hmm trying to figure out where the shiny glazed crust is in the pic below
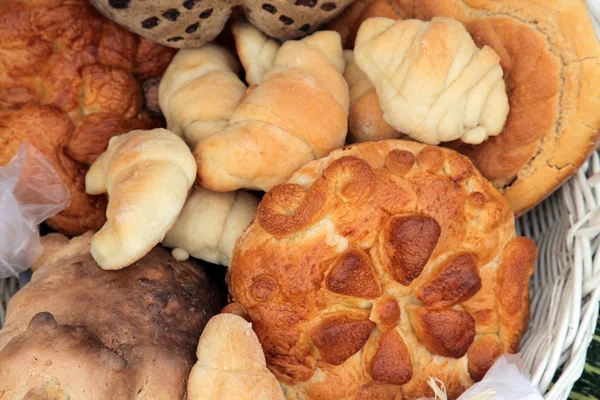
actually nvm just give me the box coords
[229,140,537,399]
[327,0,600,216]
[0,0,175,235]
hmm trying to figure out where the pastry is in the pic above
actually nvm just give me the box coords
[0,0,175,235]
[89,0,356,48]
[162,187,259,266]
[159,45,247,148]
[0,233,224,399]
[228,140,537,399]
[160,25,349,192]
[188,313,285,400]
[354,17,509,145]
[86,129,197,270]
[327,0,600,216]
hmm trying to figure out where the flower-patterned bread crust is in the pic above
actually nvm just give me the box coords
[229,140,537,399]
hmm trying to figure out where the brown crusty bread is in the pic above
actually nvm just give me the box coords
[327,0,600,216]
[228,140,537,399]
[0,0,176,235]
[0,233,224,399]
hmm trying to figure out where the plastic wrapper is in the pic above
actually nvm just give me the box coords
[0,143,69,278]
[418,355,544,400]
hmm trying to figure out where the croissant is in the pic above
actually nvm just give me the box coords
[354,17,509,145]
[158,45,247,148]
[85,128,196,270]
[187,313,284,400]
[233,22,280,86]
[162,187,259,266]
[160,24,349,192]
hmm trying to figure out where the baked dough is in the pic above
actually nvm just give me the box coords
[228,140,536,399]
[354,17,509,145]
[0,234,224,399]
[162,187,259,266]
[86,129,197,270]
[328,0,600,215]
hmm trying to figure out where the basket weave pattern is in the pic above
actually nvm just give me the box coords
[516,151,600,399]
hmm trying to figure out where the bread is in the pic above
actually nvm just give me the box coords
[187,313,285,400]
[30,234,70,272]
[228,140,537,399]
[354,17,509,145]
[0,234,224,400]
[162,186,259,266]
[159,45,247,147]
[327,0,600,216]
[89,0,356,48]
[195,26,349,192]
[0,0,175,235]
[160,25,349,192]
[344,50,400,143]
[233,22,281,86]
[86,129,197,270]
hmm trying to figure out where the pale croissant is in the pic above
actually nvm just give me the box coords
[233,22,280,86]
[162,187,258,266]
[159,45,247,147]
[85,129,196,270]
[354,17,509,145]
[160,24,349,192]
[187,313,285,400]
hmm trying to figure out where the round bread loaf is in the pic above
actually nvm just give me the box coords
[0,233,225,399]
[228,140,537,399]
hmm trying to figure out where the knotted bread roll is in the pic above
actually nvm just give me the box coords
[354,17,509,145]
[160,24,349,192]
[187,313,284,400]
[162,187,259,266]
[86,128,196,270]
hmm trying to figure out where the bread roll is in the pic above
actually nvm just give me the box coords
[229,140,536,399]
[159,45,247,147]
[187,313,284,400]
[233,22,280,86]
[0,234,224,400]
[160,25,349,192]
[344,50,399,143]
[354,17,509,145]
[86,128,196,270]
[162,187,259,266]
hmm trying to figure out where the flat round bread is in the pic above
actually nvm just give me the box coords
[328,0,600,215]
[229,140,537,399]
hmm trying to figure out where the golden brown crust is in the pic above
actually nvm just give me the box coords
[0,0,174,235]
[328,0,600,215]
[229,140,536,399]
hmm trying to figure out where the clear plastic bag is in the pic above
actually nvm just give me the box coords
[0,143,69,278]
[419,355,544,400]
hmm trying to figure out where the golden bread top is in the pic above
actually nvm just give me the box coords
[229,140,536,399]
[327,0,600,215]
